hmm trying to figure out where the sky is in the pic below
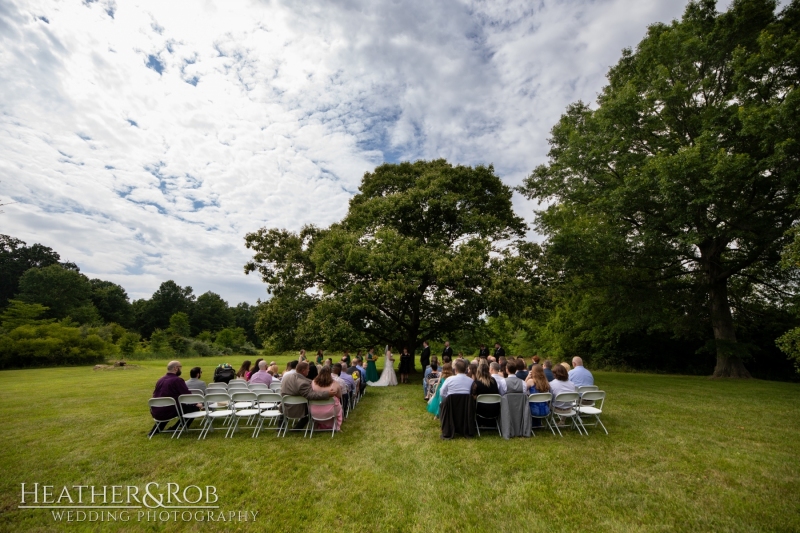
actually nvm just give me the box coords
[0,0,728,304]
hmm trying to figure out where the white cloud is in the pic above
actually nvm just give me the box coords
[0,0,721,303]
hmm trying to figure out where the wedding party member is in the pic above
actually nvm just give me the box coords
[149,361,201,437]
[442,341,454,359]
[368,348,398,386]
[439,359,473,401]
[236,360,251,380]
[568,356,594,387]
[494,343,506,359]
[398,347,413,384]
[479,344,490,358]
[526,365,551,426]
[471,362,500,420]
[549,363,577,409]
[489,362,507,396]
[427,363,453,417]
[420,341,431,370]
[249,360,273,386]
[316,350,325,365]
[311,366,343,431]
[185,367,206,393]
[342,350,351,367]
[542,360,555,381]
[280,362,331,429]
[365,348,379,383]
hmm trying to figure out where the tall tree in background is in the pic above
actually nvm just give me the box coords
[0,235,60,308]
[133,280,195,339]
[190,291,233,336]
[231,302,262,348]
[17,264,100,324]
[89,279,133,328]
[520,0,800,377]
[245,159,535,354]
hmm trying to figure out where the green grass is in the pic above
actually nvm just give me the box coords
[1,357,799,532]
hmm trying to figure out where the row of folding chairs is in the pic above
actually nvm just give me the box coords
[474,385,607,437]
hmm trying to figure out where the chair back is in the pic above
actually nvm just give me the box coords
[269,382,282,392]
[179,393,205,404]
[282,395,309,406]
[230,391,258,402]
[476,394,502,405]
[257,392,282,407]
[553,392,580,408]
[309,398,335,406]
[580,390,605,407]
[204,392,231,410]
[189,389,205,395]
[249,383,269,391]
[528,392,552,404]
[577,385,599,393]
[228,382,248,389]
[148,397,177,409]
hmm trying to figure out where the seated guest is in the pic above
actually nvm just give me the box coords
[515,358,529,380]
[525,365,551,426]
[542,359,555,382]
[467,362,478,379]
[549,363,577,410]
[311,366,343,431]
[504,364,526,394]
[568,356,594,387]
[149,361,201,437]
[489,362,507,396]
[185,367,206,393]
[439,359,473,401]
[332,363,353,407]
[560,361,571,371]
[267,364,280,380]
[499,360,508,378]
[283,360,298,377]
[354,358,367,385]
[424,361,441,400]
[427,362,453,418]
[249,360,273,386]
[471,361,500,420]
[248,358,263,381]
[280,361,331,429]
[306,359,319,380]
[423,356,439,396]
[442,355,452,365]
[345,359,362,394]
[488,356,496,363]
[236,360,251,380]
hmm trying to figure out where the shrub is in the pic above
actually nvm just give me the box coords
[118,332,141,357]
[0,322,116,368]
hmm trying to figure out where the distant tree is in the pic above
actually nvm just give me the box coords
[89,279,133,328]
[231,302,261,347]
[118,332,141,357]
[246,160,534,354]
[190,291,233,336]
[168,312,191,338]
[17,264,99,323]
[148,328,172,356]
[215,327,247,349]
[134,281,195,339]
[520,0,800,378]
[0,235,60,307]
[0,300,51,330]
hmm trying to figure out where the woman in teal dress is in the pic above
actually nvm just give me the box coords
[426,362,453,418]
[365,348,379,383]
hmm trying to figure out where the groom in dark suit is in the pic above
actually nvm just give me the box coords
[442,341,454,359]
[420,341,431,370]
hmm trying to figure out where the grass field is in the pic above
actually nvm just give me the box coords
[1,356,799,532]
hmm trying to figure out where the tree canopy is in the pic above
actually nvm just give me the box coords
[0,235,61,308]
[520,0,800,378]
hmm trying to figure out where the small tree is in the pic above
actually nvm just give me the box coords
[168,312,191,338]
[118,332,141,358]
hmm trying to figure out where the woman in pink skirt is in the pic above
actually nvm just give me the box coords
[310,366,343,430]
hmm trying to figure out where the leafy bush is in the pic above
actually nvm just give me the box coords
[118,332,141,357]
[0,322,116,368]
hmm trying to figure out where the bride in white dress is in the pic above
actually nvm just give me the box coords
[367,346,398,387]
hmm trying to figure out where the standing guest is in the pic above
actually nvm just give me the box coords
[549,363,577,410]
[249,360,273,386]
[399,347,413,384]
[148,361,201,437]
[494,342,506,359]
[489,362,507,396]
[316,350,325,365]
[236,360,251,380]
[525,365,551,426]
[311,366,343,431]
[439,359,473,401]
[427,363,453,418]
[515,358,529,380]
[423,356,439,396]
[568,356,594,387]
[248,358,263,381]
[365,347,380,382]
[442,341,454,359]
[185,367,206,394]
[478,344,490,359]
[471,361,500,420]
[420,341,431,370]
[280,361,331,429]
[542,360,555,382]
[342,350,351,367]
[504,364,526,394]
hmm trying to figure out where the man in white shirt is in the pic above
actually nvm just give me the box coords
[568,356,594,387]
[439,359,473,400]
[282,360,299,378]
[489,362,507,396]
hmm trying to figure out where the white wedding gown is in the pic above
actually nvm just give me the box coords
[367,350,398,387]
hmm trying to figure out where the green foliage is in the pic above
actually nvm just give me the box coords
[147,328,173,357]
[168,312,191,338]
[89,279,133,328]
[117,332,141,357]
[231,302,261,347]
[197,330,213,343]
[246,159,538,353]
[519,0,800,377]
[190,291,233,336]
[215,327,247,349]
[133,280,195,339]
[0,299,51,330]
[0,234,60,308]
[17,264,99,323]
[0,322,115,368]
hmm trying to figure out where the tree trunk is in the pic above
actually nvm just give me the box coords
[708,268,751,379]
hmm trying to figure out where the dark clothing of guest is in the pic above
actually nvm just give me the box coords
[306,364,318,381]
[515,370,529,380]
[150,373,199,434]
[494,346,506,359]
[543,368,555,382]
[471,379,501,420]
[419,346,431,369]
[442,346,454,358]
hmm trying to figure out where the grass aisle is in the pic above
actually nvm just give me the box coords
[0,358,799,532]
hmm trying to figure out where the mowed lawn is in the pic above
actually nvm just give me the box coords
[0,357,799,533]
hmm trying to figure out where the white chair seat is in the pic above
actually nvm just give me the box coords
[235,409,260,417]
[182,411,207,419]
[258,402,278,409]
[578,406,602,415]
[208,410,233,418]
[259,410,282,418]
[233,401,254,408]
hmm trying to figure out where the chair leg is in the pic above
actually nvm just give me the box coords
[596,415,608,435]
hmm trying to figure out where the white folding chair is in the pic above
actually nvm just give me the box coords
[175,394,208,439]
[577,385,599,406]
[147,397,179,439]
[576,391,607,434]
[551,392,586,436]
[189,388,205,396]
[207,383,227,390]
[249,383,270,392]
[254,392,283,437]
[528,392,555,436]
[269,382,282,392]
[475,394,502,437]
[308,398,337,438]
[226,392,260,438]
[280,396,309,437]
[201,392,233,439]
